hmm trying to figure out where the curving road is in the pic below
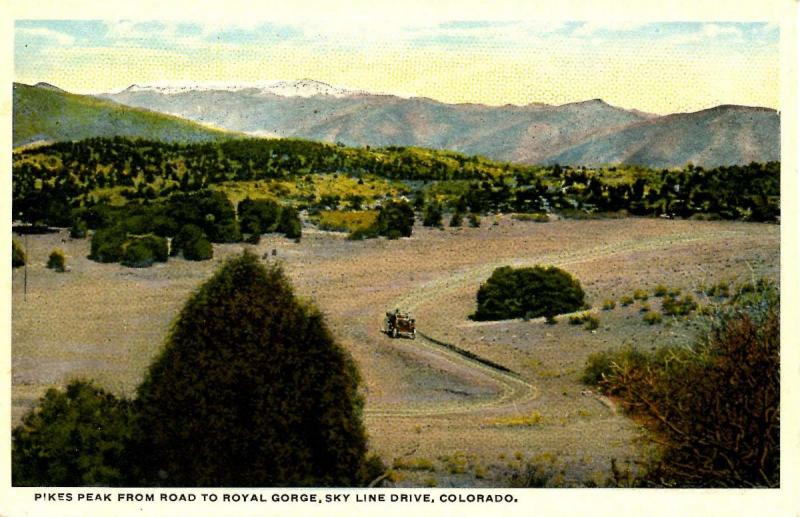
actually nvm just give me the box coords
[364,229,746,418]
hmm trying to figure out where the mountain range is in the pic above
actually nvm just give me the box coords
[14,80,780,168]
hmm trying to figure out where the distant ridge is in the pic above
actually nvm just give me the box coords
[14,80,780,167]
[100,80,779,168]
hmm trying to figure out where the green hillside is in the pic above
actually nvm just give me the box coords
[13,83,233,147]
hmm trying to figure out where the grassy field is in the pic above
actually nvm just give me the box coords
[212,174,406,207]
[11,217,779,486]
[316,210,380,232]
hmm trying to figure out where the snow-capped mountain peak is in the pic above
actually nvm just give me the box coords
[118,79,365,98]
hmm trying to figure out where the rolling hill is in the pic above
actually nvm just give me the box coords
[544,105,780,169]
[13,82,233,148]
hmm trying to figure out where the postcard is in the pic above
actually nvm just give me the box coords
[2,0,798,515]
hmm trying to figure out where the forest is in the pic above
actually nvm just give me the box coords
[12,136,780,235]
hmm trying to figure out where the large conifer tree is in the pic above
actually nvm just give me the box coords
[134,252,368,486]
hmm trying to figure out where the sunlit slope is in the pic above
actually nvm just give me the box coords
[13,83,234,147]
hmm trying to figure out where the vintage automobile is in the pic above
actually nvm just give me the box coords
[384,309,416,339]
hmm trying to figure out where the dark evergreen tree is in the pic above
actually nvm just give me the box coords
[376,199,414,239]
[132,253,368,486]
[12,381,134,486]
[170,224,213,261]
[472,265,586,321]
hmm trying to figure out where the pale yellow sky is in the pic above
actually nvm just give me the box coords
[14,17,780,114]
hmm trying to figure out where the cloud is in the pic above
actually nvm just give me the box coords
[702,24,742,38]
[572,21,648,37]
[17,27,75,46]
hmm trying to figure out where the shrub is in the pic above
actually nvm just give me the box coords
[376,199,414,239]
[584,315,600,331]
[472,265,585,321]
[12,240,25,268]
[602,299,616,310]
[238,198,281,238]
[121,235,168,268]
[171,225,213,261]
[468,213,481,227]
[12,380,134,486]
[568,314,585,325]
[643,311,663,325]
[422,202,443,227]
[277,206,302,240]
[582,346,648,386]
[511,213,549,222]
[620,296,634,307]
[653,284,668,297]
[348,226,380,241]
[662,294,697,317]
[90,226,128,263]
[70,220,88,239]
[592,287,779,487]
[47,249,66,272]
[639,303,651,313]
[705,281,731,298]
[167,190,239,243]
[132,253,369,486]
[633,289,649,301]
[449,211,464,227]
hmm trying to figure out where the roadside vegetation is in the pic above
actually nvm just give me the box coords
[581,279,779,487]
[12,252,381,487]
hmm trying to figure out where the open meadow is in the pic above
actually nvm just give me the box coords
[12,216,779,486]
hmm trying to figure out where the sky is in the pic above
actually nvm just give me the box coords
[14,19,779,114]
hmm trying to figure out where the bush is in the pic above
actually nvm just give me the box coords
[422,202,443,227]
[121,235,168,268]
[705,281,731,298]
[12,239,25,268]
[568,314,585,325]
[643,311,662,325]
[47,249,66,272]
[584,315,600,331]
[472,265,586,321]
[662,294,697,317]
[70,220,88,239]
[591,286,779,487]
[12,380,134,486]
[511,213,549,222]
[633,289,649,301]
[348,226,380,241]
[132,253,369,486]
[582,346,647,386]
[449,211,464,227]
[468,213,481,227]
[653,284,668,297]
[171,225,213,261]
[602,299,616,310]
[376,200,414,238]
[238,198,281,237]
[620,296,634,307]
[277,206,302,240]
[90,226,128,263]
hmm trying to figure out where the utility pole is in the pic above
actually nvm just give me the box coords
[23,232,28,301]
